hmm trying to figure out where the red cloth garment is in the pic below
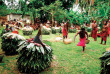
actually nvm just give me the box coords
[92,28,97,39]
[108,27,110,35]
[12,31,19,34]
[101,32,108,41]
[62,28,68,36]
[77,37,86,47]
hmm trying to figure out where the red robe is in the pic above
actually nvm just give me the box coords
[62,28,68,37]
[92,27,97,39]
[101,31,108,41]
[108,27,110,35]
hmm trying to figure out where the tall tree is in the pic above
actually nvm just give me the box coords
[0,0,9,16]
[41,0,65,26]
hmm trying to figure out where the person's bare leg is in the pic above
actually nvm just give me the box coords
[94,38,97,41]
[103,41,106,45]
[100,39,103,44]
[82,46,85,52]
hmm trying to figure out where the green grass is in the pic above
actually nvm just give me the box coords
[0,27,110,74]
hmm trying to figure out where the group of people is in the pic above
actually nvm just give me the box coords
[91,20,110,45]
[1,19,110,53]
[62,19,110,52]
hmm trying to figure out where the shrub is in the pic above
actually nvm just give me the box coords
[87,27,92,32]
[0,29,11,37]
[69,29,76,33]
[22,27,33,35]
[1,33,25,55]
[99,51,110,74]
[59,27,62,33]
[51,27,61,34]
[42,26,51,35]
[17,38,53,73]
[51,28,56,34]
[23,31,33,35]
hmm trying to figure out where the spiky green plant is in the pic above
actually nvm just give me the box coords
[1,33,25,55]
[17,38,53,73]
[100,51,110,74]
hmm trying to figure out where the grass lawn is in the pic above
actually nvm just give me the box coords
[0,27,110,74]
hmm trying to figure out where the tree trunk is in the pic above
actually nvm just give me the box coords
[88,0,92,15]
[92,0,94,6]
[51,10,54,27]
[76,0,78,5]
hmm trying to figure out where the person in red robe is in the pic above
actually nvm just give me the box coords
[107,20,110,37]
[92,20,97,41]
[73,28,88,52]
[66,20,70,31]
[92,26,98,41]
[100,21,108,45]
[62,24,68,39]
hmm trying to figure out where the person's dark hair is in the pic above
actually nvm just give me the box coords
[79,28,85,38]
[104,21,107,25]
[91,20,94,23]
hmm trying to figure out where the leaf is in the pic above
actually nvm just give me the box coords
[27,43,35,49]
[18,41,26,46]
[32,46,36,52]
[40,46,44,54]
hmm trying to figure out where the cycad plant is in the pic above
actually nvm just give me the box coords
[100,51,110,74]
[17,38,53,73]
[1,33,25,55]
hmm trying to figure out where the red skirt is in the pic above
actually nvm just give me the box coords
[77,37,86,47]
[92,28,97,39]
[108,27,110,35]
[101,32,107,41]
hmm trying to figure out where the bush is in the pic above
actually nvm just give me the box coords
[23,31,33,35]
[22,27,33,35]
[69,29,76,33]
[42,26,51,35]
[51,27,61,34]
[1,33,25,55]
[59,27,62,33]
[87,27,92,32]
[99,51,110,74]
[51,28,56,34]
[17,39,53,73]
[42,29,51,35]
[0,29,11,37]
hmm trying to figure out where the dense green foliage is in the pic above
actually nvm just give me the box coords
[100,51,110,74]
[51,27,61,34]
[0,29,11,37]
[22,31,33,35]
[0,0,9,16]
[1,32,25,55]
[17,39,52,73]
[42,28,51,35]
[1,37,20,55]
[87,27,92,32]
[69,29,76,33]
[2,0,109,26]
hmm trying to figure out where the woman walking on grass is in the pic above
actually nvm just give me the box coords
[73,28,88,52]
[62,24,68,39]
[100,21,108,45]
